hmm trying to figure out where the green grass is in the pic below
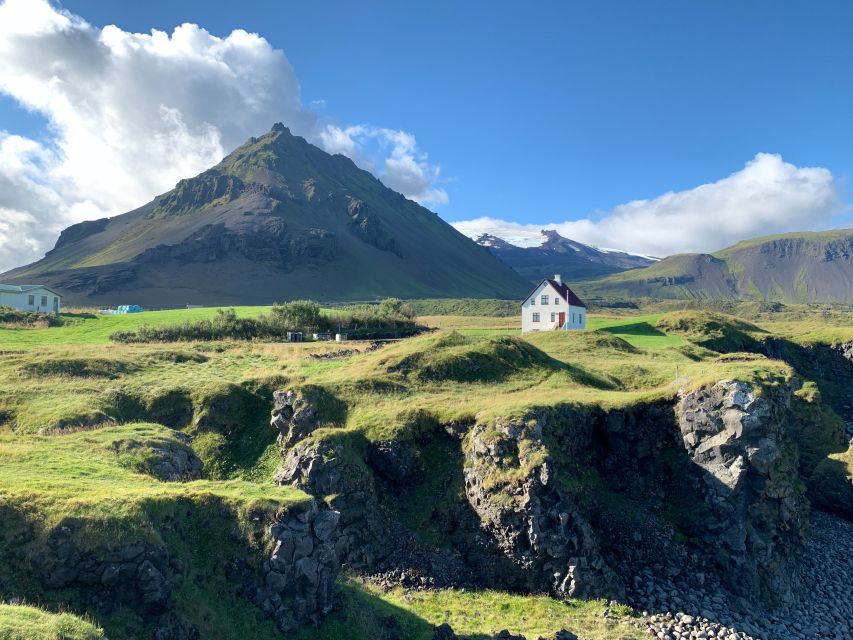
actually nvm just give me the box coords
[0,604,104,640]
[0,424,307,549]
[294,578,643,640]
[0,306,274,346]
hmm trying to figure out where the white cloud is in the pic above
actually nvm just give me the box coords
[453,153,847,257]
[0,0,446,272]
[319,124,448,206]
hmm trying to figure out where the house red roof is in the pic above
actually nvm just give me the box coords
[547,279,586,308]
[525,279,586,308]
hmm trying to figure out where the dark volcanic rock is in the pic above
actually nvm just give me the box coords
[254,502,342,632]
[677,379,809,604]
[270,389,321,449]
[463,418,624,599]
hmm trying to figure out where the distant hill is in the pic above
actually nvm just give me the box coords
[579,229,853,303]
[1,124,530,306]
[473,230,655,282]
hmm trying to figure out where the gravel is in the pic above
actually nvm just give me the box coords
[622,510,853,640]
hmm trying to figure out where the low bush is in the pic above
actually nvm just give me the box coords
[0,305,63,328]
[110,300,424,343]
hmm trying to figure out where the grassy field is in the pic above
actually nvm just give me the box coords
[0,303,849,639]
[0,306,274,346]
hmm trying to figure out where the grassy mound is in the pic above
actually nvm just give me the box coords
[386,333,562,383]
[655,311,762,351]
[0,604,104,640]
[16,357,133,379]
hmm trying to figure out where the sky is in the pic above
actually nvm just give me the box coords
[0,0,851,271]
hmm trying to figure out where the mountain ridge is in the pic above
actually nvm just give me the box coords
[473,229,655,282]
[2,124,530,306]
[578,228,853,302]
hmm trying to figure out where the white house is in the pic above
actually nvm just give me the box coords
[0,284,62,314]
[521,275,586,333]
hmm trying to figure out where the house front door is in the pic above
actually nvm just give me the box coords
[558,311,566,328]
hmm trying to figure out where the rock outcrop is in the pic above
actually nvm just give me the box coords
[36,522,173,617]
[270,389,321,450]
[275,436,387,569]
[252,502,341,632]
[677,379,809,604]
[30,500,341,637]
[463,419,624,599]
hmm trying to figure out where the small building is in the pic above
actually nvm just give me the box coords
[521,275,586,333]
[0,283,62,314]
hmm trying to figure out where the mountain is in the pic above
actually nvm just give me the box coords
[1,124,530,306]
[579,229,853,302]
[474,229,655,282]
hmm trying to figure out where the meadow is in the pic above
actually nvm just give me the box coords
[0,301,849,640]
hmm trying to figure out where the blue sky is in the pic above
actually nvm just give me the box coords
[0,0,851,268]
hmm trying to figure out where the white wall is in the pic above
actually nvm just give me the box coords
[521,281,586,333]
[0,288,61,313]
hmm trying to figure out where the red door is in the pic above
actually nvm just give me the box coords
[558,312,566,328]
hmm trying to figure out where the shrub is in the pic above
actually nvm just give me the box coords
[0,305,63,327]
[110,300,424,343]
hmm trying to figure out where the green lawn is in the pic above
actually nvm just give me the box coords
[0,306,274,346]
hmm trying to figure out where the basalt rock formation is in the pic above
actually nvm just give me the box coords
[271,378,825,608]
[677,380,809,604]
[462,419,624,599]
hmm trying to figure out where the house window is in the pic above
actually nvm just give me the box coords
[41,296,48,307]
[541,295,549,305]
[28,295,34,305]
[532,312,540,322]
[529,297,535,305]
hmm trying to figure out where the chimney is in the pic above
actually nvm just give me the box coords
[554,274,561,283]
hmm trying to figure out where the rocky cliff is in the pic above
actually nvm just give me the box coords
[271,375,823,610]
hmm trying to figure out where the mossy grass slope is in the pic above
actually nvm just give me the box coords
[0,604,105,640]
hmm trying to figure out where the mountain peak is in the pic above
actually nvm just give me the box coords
[1,124,530,305]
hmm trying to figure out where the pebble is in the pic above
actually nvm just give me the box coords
[619,511,853,640]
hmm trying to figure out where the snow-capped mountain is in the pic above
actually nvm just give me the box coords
[471,229,655,282]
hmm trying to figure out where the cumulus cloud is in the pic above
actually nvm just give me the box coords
[453,153,847,257]
[0,0,445,272]
[319,124,448,206]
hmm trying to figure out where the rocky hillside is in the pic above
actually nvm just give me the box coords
[0,124,529,306]
[579,229,853,302]
[474,230,655,282]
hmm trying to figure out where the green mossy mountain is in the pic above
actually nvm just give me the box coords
[578,229,853,302]
[1,124,529,306]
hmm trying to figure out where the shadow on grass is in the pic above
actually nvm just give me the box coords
[598,322,666,338]
[295,579,494,640]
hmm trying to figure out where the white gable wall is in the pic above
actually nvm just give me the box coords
[0,288,62,313]
[521,281,586,333]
